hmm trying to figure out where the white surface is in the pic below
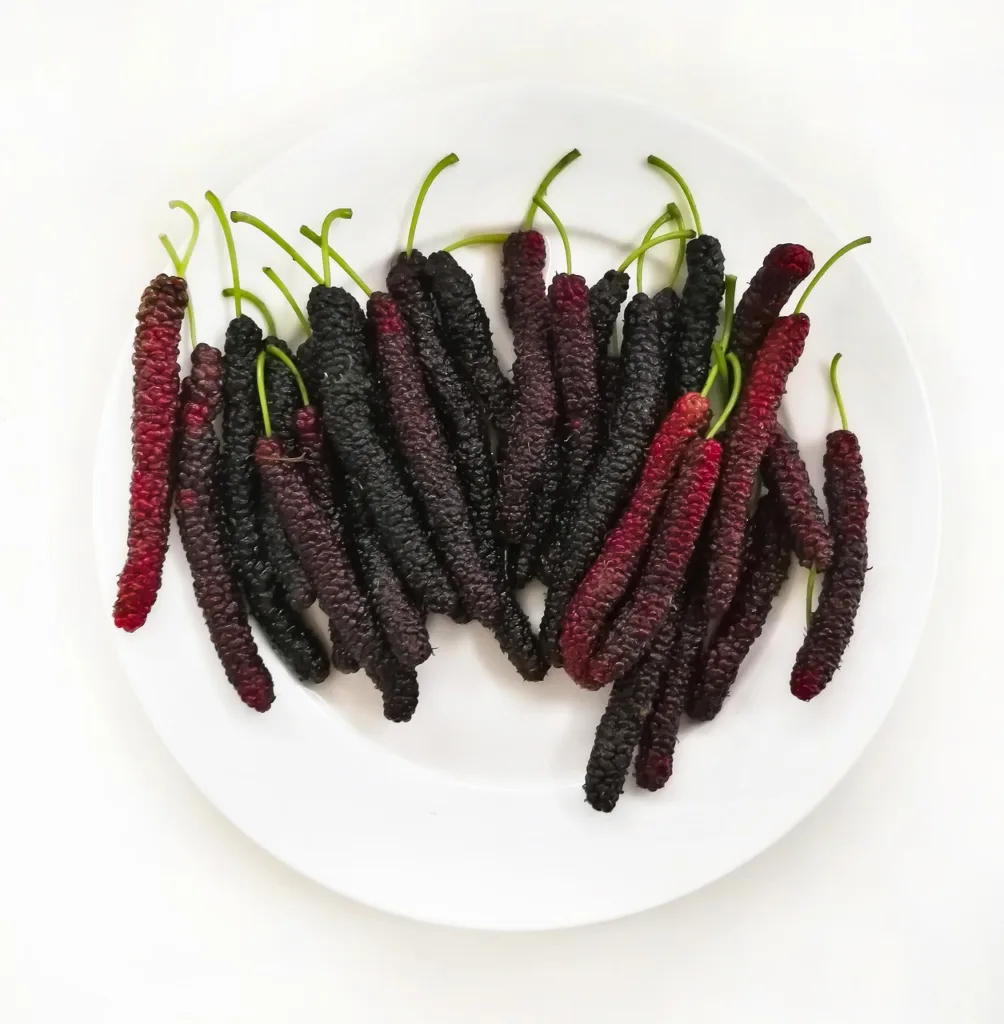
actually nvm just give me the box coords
[91,83,938,930]
[3,0,1001,1017]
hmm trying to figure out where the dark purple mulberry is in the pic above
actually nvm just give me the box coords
[689,490,793,720]
[306,284,456,616]
[498,230,558,543]
[425,248,512,435]
[762,422,833,570]
[790,429,868,701]
[220,314,328,683]
[583,612,680,813]
[368,292,502,629]
[673,235,725,396]
[176,346,274,712]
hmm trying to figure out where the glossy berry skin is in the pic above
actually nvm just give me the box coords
[705,313,810,619]
[652,286,682,403]
[220,315,328,684]
[635,569,708,791]
[731,244,815,381]
[790,430,868,701]
[499,230,557,543]
[307,284,456,616]
[256,436,418,723]
[369,292,502,629]
[540,292,667,666]
[589,269,630,433]
[763,422,833,570]
[689,490,793,721]
[175,346,274,712]
[424,248,512,435]
[588,437,722,687]
[583,613,679,813]
[673,235,725,396]
[560,392,710,684]
[114,274,187,631]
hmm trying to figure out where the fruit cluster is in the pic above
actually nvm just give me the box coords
[113,154,870,812]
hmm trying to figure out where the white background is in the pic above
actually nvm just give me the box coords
[2,1,1001,1020]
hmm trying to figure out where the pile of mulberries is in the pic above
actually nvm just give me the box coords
[115,175,870,814]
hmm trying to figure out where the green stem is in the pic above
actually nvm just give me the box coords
[636,204,675,294]
[647,155,702,236]
[263,267,310,336]
[158,232,198,349]
[318,208,353,288]
[700,273,738,395]
[531,193,572,275]
[206,191,241,318]
[805,566,817,627]
[706,353,742,439]
[616,230,695,274]
[168,200,200,274]
[794,236,872,315]
[830,353,849,431]
[406,153,458,255]
[266,343,310,407]
[222,288,276,338]
[256,349,271,438]
[298,225,372,296]
[443,232,509,252]
[524,149,581,230]
[669,203,687,288]
[230,211,322,284]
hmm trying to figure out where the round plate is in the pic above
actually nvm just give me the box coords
[93,83,939,930]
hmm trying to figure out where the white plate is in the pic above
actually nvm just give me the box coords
[93,83,939,931]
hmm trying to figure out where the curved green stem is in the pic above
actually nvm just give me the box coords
[168,200,200,274]
[222,288,276,338]
[805,566,817,627]
[256,349,271,438]
[318,208,353,288]
[407,153,458,255]
[298,225,372,296]
[700,276,737,396]
[443,232,509,252]
[263,267,310,336]
[647,155,702,236]
[635,204,675,294]
[616,230,695,274]
[524,149,581,230]
[830,353,849,431]
[159,233,198,349]
[206,191,241,318]
[230,211,321,284]
[794,236,872,315]
[706,353,742,439]
[531,193,572,275]
[266,343,310,407]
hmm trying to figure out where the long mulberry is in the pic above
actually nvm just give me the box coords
[256,434,418,722]
[583,613,679,813]
[175,344,274,712]
[731,243,815,381]
[207,192,329,684]
[560,392,711,684]
[113,272,188,631]
[368,291,502,628]
[540,291,667,666]
[705,313,809,618]
[589,436,722,687]
[762,422,832,570]
[689,490,793,720]
[790,355,868,701]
